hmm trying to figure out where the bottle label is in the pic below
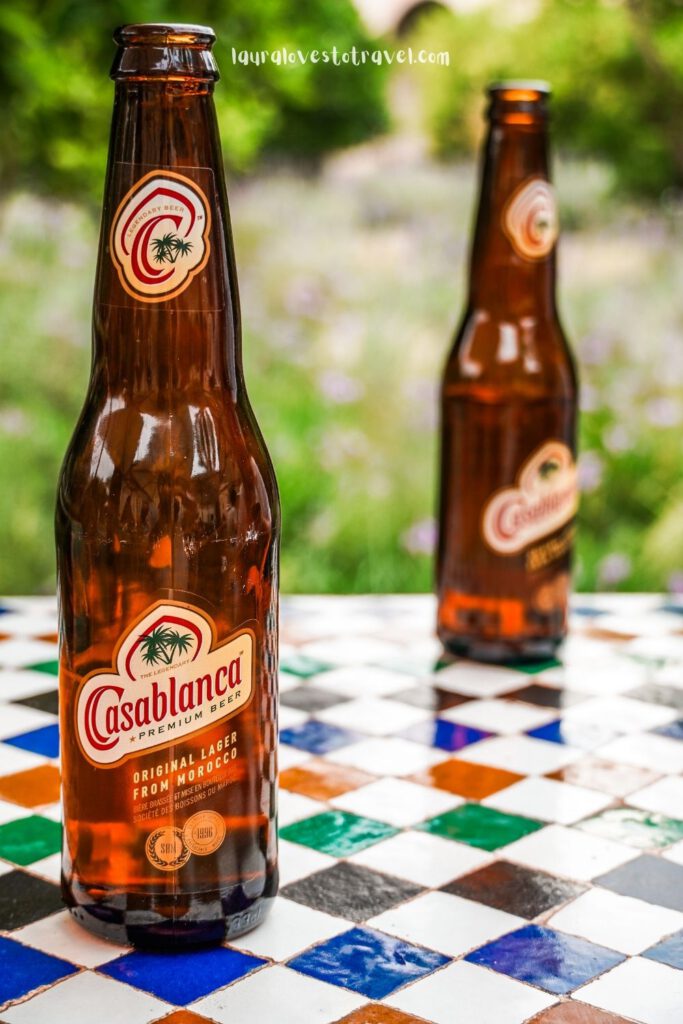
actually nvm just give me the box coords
[75,600,254,767]
[110,170,211,302]
[503,178,558,260]
[482,440,577,555]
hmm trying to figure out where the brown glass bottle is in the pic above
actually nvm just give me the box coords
[55,24,279,947]
[437,82,578,663]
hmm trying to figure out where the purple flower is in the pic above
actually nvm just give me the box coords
[603,425,631,453]
[401,518,437,556]
[644,397,681,428]
[667,572,683,595]
[577,451,604,493]
[317,370,364,404]
[598,553,632,587]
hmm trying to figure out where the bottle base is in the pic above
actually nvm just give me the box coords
[439,630,563,665]
[64,876,277,949]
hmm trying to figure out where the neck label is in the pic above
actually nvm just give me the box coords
[503,178,558,261]
[110,170,211,302]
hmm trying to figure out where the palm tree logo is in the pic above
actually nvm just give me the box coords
[151,232,194,265]
[138,625,194,667]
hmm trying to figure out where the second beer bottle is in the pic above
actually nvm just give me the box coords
[56,25,279,947]
[437,82,578,662]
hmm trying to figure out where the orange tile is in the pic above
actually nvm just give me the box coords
[547,757,659,798]
[280,758,375,800]
[152,1013,216,1024]
[0,764,61,807]
[409,758,522,799]
[38,632,59,644]
[334,1006,427,1024]
[530,1003,633,1024]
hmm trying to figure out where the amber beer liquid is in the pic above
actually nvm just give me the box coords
[56,25,279,946]
[437,83,578,662]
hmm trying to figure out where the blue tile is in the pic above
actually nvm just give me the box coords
[525,719,612,750]
[402,719,493,751]
[99,945,267,1004]
[0,935,77,1004]
[465,924,624,995]
[280,720,359,755]
[644,928,683,969]
[287,926,450,999]
[652,720,683,741]
[4,723,60,758]
[526,720,570,745]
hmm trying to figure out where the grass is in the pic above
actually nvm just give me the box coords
[1,153,682,594]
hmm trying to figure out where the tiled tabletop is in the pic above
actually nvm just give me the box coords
[0,595,682,1024]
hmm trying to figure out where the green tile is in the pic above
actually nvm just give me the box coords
[578,807,683,850]
[280,810,397,857]
[512,657,562,675]
[0,815,62,865]
[418,803,544,851]
[27,660,59,676]
[280,654,331,679]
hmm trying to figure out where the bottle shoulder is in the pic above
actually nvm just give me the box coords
[443,306,577,400]
[58,390,279,528]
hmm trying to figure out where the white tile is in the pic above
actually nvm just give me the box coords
[0,613,58,637]
[278,705,309,730]
[440,698,556,734]
[278,790,323,827]
[369,889,522,957]
[0,639,58,669]
[278,671,303,694]
[0,670,59,701]
[278,745,314,770]
[26,852,62,882]
[330,777,462,828]
[0,798,32,824]
[349,830,491,887]
[597,733,683,774]
[315,697,430,736]
[458,735,582,774]
[387,959,556,1024]
[312,666,410,697]
[563,696,678,733]
[663,840,683,866]
[278,838,336,886]
[537,658,647,695]
[483,777,613,825]
[431,661,524,697]
[629,776,683,818]
[13,909,128,967]
[505,823,638,881]
[328,737,448,776]
[598,611,683,637]
[577,956,683,1024]
[0,704,57,740]
[556,633,619,665]
[230,896,350,960]
[549,887,683,955]
[626,635,683,663]
[300,638,405,667]
[1,971,170,1024]
[0,744,46,775]
[0,858,13,876]
[192,963,364,1023]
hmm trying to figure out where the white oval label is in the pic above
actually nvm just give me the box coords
[110,171,211,301]
[482,441,577,555]
[503,178,558,261]
[75,601,253,767]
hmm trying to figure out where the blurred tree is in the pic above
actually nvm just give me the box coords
[0,0,388,199]
[412,0,683,197]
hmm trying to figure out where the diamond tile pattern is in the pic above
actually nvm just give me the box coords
[0,594,681,1023]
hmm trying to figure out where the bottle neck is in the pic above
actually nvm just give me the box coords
[468,119,557,318]
[93,79,241,393]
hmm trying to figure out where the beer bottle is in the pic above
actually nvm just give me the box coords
[437,82,578,663]
[55,24,280,947]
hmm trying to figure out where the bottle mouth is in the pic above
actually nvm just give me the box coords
[111,23,219,81]
[487,80,550,123]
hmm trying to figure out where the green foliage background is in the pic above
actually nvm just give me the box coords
[1,0,683,596]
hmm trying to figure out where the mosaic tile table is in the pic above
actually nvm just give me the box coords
[0,595,682,1024]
